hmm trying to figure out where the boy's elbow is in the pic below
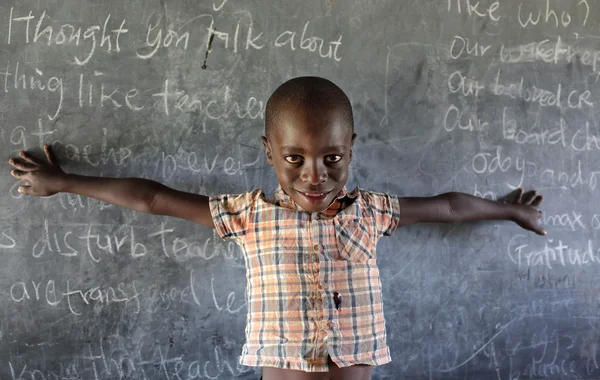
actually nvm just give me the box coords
[440,192,466,223]
[136,179,163,215]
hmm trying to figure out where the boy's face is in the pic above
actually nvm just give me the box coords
[262,105,356,213]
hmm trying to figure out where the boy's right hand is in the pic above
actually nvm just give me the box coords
[8,145,66,196]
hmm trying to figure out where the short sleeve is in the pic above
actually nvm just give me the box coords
[209,190,260,242]
[361,190,401,237]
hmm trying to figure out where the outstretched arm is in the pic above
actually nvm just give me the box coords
[8,145,215,228]
[397,189,545,235]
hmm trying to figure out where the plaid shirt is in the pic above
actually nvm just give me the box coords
[209,186,401,372]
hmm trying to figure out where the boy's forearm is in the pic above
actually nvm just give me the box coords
[61,174,161,213]
[444,192,517,222]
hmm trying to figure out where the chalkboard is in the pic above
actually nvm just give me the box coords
[1,0,599,379]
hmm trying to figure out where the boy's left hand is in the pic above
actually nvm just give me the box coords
[504,188,545,235]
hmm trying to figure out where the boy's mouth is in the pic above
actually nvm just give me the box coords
[298,190,331,203]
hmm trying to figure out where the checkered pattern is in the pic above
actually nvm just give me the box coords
[209,186,401,372]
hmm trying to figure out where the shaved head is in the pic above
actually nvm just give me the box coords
[265,77,354,140]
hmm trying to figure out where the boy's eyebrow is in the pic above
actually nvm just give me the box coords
[280,145,348,153]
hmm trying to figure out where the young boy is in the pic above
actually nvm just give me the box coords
[8,76,544,380]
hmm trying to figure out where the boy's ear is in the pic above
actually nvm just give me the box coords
[261,136,273,165]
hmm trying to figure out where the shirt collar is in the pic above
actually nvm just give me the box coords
[274,185,358,213]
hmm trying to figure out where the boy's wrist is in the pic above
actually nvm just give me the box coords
[59,173,77,193]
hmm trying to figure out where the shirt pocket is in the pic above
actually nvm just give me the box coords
[333,215,374,263]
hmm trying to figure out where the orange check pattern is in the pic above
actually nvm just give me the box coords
[209,186,401,372]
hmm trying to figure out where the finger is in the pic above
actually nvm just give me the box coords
[514,187,524,204]
[10,169,25,179]
[19,151,45,167]
[44,144,59,166]
[531,195,543,208]
[535,226,547,236]
[17,185,34,196]
[8,158,37,171]
[522,190,538,205]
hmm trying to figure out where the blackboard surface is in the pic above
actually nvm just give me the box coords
[1,1,599,379]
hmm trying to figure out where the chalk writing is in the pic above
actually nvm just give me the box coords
[517,0,589,28]
[500,36,600,74]
[0,227,17,249]
[275,21,343,62]
[443,103,488,132]
[0,61,64,120]
[508,235,600,269]
[52,130,132,167]
[517,268,576,289]
[136,16,190,59]
[160,149,261,180]
[152,81,264,119]
[8,335,253,379]
[9,279,141,315]
[189,270,247,314]
[449,35,493,59]
[447,70,485,97]
[446,0,502,22]
[472,148,600,191]
[7,8,128,65]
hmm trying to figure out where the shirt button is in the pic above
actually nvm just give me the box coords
[313,243,321,252]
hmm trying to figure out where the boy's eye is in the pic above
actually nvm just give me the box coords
[325,155,342,163]
[284,155,303,164]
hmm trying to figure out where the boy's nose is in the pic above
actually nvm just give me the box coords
[300,162,328,185]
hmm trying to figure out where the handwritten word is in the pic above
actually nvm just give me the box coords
[447,70,485,97]
[148,283,193,312]
[52,129,132,167]
[77,72,144,111]
[205,14,265,54]
[443,103,488,132]
[0,61,64,120]
[137,16,190,59]
[446,0,501,21]
[517,268,576,289]
[492,71,564,108]
[7,8,128,65]
[542,211,585,231]
[9,361,80,380]
[9,279,141,315]
[449,35,492,59]
[502,107,566,147]
[508,235,600,269]
[153,80,264,119]
[161,150,261,180]
[471,147,537,188]
[517,0,589,28]
[500,36,600,74]
[539,160,600,192]
[275,21,343,62]
[148,223,242,263]
[508,328,579,378]
[32,220,147,262]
